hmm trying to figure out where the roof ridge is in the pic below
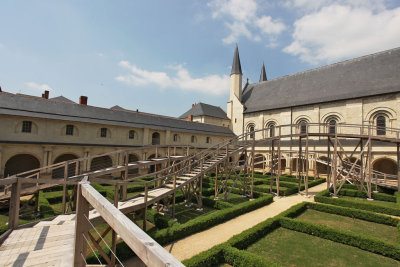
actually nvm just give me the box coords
[254,46,400,85]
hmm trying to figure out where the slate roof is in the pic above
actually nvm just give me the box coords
[242,47,400,113]
[231,44,242,75]
[0,93,234,136]
[50,96,76,104]
[179,103,229,120]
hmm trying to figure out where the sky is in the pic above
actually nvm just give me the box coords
[1,0,400,117]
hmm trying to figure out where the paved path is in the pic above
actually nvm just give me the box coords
[164,182,327,261]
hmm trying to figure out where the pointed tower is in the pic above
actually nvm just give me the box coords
[227,44,245,135]
[230,44,243,101]
[259,62,267,82]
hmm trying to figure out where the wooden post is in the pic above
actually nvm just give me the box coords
[277,138,281,196]
[332,135,338,197]
[111,184,119,266]
[214,164,218,198]
[62,161,68,214]
[122,152,128,200]
[143,184,148,231]
[305,134,309,196]
[8,179,20,229]
[298,137,302,192]
[327,138,331,190]
[397,143,400,193]
[251,135,255,198]
[198,159,203,210]
[73,181,90,267]
[367,136,372,199]
[270,140,275,194]
[172,173,176,219]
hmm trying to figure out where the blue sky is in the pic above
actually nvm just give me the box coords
[1,0,400,117]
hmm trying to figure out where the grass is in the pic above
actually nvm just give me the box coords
[172,203,218,224]
[296,209,398,244]
[246,227,400,267]
[338,196,399,209]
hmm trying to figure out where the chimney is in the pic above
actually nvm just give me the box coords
[188,115,193,121]
[192,103,195,108]
[79,96,88,105]
[42,90,49,99]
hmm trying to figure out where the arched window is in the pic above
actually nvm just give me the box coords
[266,122,276,137]
[377,115,386,135]
[298,120,308,134]
[191,135,196,143]
[129,130,135,139]
[328,119,337,134]
[206,137,211,144]
[173,134,179,142]
[247,123,255,139]
[152,132,160,145]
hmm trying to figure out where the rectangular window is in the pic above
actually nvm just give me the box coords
[129,130,135,139]
[100,128,107,138]
[66,125,74,136]
[22,121,32,133]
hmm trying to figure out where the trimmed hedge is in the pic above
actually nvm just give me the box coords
[306,202,399,226]
[315,190,400,216]
[279,217,400,260]
[337,188,396,203]
[223,246,281,267]
[151,195,273,245]
[228,217,281,250]
[182,244,226,267]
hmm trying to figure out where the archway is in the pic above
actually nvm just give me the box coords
[317,156,329,175]
[90,155,113,172]
[126,154,139,174]
[148,154,162,173]
[152,132,160,145]
[4,154,40,177]
[52,154,79,178]
[254,154,265,169]
[291,157,307,172]
[239,154,246,166]
[373,158,397,175]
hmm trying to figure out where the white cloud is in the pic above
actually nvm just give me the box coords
[116,61,229,95]
[208,0,286,45]
[284,4,400,64]
[284,0,387,12]
[26,82,53,92]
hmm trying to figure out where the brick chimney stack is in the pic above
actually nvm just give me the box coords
[79,96,88,105]
[188,115,193,121]
[192,103,195,108]
[42,90,49,99]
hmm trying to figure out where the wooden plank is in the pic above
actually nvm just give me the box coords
[81,183,184,267]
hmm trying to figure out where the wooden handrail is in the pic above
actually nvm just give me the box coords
[77,181,184,267]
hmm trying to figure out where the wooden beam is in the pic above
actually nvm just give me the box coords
[81,183,184,267]
[8,179,20,229]
[73,180,90,267]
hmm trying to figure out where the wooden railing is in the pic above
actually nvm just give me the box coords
[74,177,184,267]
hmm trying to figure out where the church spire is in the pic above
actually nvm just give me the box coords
[259,62,267,82]
[231,44,242,75]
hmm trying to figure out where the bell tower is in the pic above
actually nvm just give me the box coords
[227,44,244,135]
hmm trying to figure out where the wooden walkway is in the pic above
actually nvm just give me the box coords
[0,215,75,266]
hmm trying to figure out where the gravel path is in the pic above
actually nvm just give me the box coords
[164,182,327,261]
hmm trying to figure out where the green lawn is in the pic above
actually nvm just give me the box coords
[172,203,218,224]
[296,209,398,244]
[247,227,400,267]
[338,196,399,209]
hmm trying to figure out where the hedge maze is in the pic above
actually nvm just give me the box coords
[184,199,400,267]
